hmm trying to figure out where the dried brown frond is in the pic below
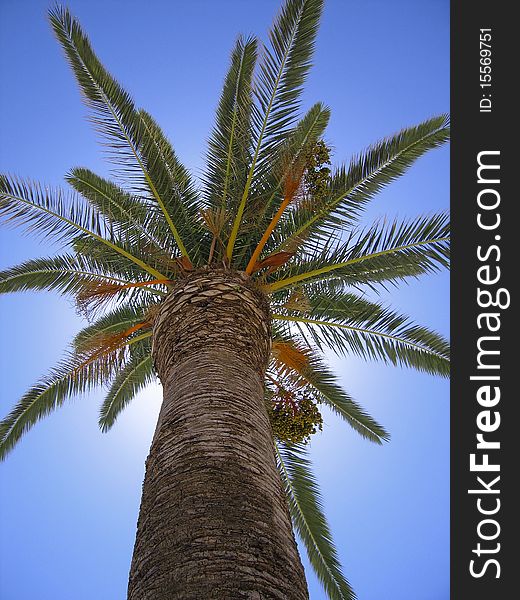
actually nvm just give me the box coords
[79,321,148,354]
[251,251,294,275]
[282,289,311,313]
[271,340,311,379]
[199,207,230,237]
[76,281,128,315]
[76,279,171,315]
[76,321,151,371]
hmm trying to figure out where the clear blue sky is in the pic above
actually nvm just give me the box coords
[0,1,449,599]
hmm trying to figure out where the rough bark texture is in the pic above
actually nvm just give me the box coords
[127,268,309,600]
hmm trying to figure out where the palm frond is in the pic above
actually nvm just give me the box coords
[280,115,450,250]
[204,36,257,217]
[66,168,170,252]
[244,104,331,272]
[0,254,132,296]
[0,324,154,460]
[226,0,323,260]
[267,212,450,292]
[0,174,167,280]
[137,110,203,262]
[255,0,324,162]
[48,6,197,260]
[276,442,355,600]
[70,234,182,283]
[0,354,111,460]
[273,287,450,376]
[234,102,330,267]
[73,304,154,353]
[99,346,155,432]
[255,102,330,223]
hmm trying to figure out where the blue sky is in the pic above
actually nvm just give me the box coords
[0,1,449,599]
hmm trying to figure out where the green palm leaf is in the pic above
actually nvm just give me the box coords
[227,0,323,259]
[0,355,110,460]
[233,102,330,267]
[204,36,257,215]
[0,331,152,460]
[268,212,449,292]
[255,0,324,161]
[0,174,166,280]
[274,288,450,376]
[66,168,169,252]
[48,6,199,259]
[136,110,203,261]
[301,354,389,443]
[0,254,133,296]
[271,333,388,442]
[99,348,155,432]
[276,442,355,600]
[280,115,450,250]
[70,235,176,285]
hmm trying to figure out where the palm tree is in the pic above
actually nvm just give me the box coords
[0,1,449,598]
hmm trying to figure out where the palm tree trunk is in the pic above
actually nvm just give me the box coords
[127,269,309,600]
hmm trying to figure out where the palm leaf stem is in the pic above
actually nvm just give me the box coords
[50,8,191,261]
[272,313,447,358]
[245,192,296,274]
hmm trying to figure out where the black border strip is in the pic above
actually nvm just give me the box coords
[451,2,513,598]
